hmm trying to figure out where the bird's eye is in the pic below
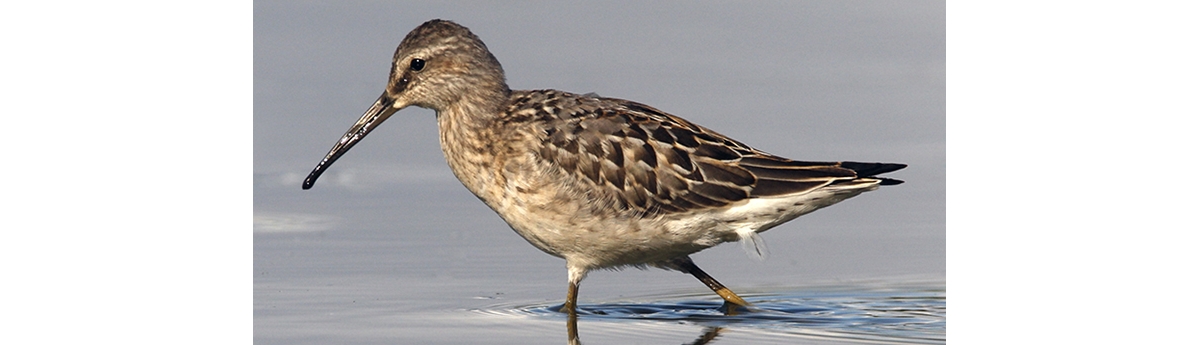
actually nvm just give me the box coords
[409,58,425,71]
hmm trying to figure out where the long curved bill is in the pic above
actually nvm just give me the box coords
[302,92,397,190]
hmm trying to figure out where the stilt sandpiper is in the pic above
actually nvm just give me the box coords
[303,19,906,314]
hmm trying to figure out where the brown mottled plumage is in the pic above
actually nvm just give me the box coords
[303,19,905,314]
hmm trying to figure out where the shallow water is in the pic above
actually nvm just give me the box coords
[485,287,945,344]
[256,279,942,344]
[257,268,942,344]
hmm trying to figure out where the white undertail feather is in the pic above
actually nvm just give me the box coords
[737,228,769,260]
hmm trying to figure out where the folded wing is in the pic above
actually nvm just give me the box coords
[521,90,905,215]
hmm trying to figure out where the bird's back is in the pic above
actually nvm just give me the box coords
[497,90,903,215]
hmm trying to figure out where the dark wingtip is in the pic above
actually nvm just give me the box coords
[840,161,907,177]
[840,161,907,185]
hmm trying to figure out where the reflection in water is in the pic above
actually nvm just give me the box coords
[566,312,578,345]
[566,307,728,345]
[488,287,946,344]
[688,327,723,345]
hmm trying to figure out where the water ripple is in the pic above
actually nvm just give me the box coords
[474,286,945,344]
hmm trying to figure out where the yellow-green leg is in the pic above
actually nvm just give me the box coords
[674,257,751,314]
[559,265,586,314]
[560,281,579,314]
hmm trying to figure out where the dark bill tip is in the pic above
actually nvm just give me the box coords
[302,144,355,190]
[301,163,325,190]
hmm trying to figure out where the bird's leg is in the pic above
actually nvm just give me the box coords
[560,281,579,314]
[673,257,751,314]
[559,265,586,314]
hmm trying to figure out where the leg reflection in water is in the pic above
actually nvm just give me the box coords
[565,312,725,345]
